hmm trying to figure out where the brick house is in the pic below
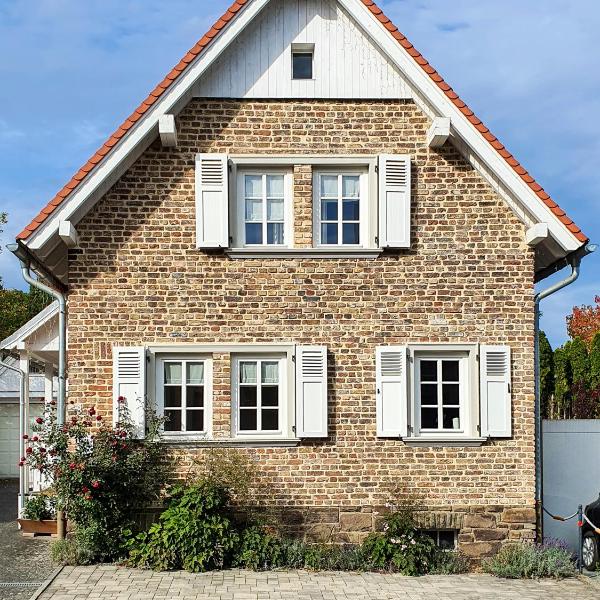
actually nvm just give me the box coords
[11,0,591,558]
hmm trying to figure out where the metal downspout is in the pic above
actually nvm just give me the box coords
[0,360,26,514]
[7,244,67,538]
[534,244,596,538]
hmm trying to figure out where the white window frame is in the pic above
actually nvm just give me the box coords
[406,345,479,442]
[235,170,293,248]
[231,354,291,439]
[155,355,213,438]
[313,170,369,248]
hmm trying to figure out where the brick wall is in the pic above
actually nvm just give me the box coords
[67,100,536,557]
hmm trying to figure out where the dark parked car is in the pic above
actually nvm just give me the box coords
[583,495,600,571]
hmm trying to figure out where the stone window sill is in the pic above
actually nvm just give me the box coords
[403,437,487,448]
[226,248,382,259]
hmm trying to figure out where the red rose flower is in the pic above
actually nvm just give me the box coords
[25,447,33,455]
[22,434,28,440]
[35,417,43,425]
[96,415,102,421]
[18,461,25,467]
[32,436,39,442]
[69,462,77,470]
[51,400,56,406]
[88,407,96,416]
[82,486,89,493]
[71,417,78,424]
[39,448,46,454]
[20,456,26,462]
[92,480,100,489]
[84,421,92,427]
[118,396,125,403]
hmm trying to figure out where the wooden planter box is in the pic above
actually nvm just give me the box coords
[18,518,63,538]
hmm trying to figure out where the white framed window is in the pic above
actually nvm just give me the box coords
[313,171,368,247]
[236,171,293,247]
[414,353,468,435]
[156,357,212,436]
[231,355,288,438]
[291,43,314,80]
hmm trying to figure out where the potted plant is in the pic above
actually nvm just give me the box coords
[18,492,63,537]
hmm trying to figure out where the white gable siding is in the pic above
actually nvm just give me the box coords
[194,0,411,99]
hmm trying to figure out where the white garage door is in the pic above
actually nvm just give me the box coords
[0,403,43,478]
[0,403,20,478]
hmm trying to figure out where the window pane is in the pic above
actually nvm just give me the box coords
[342,175,360,198]
[245,223,262,244]
[267,223,285,245]
[292,52,313,79]
[240,386,257,407]
[342,199,360,221]
[240,362,257,383]
[442,408,460,430]
[164,362,182,385]
[164,410,182,432]
[438,531,456,550]
[342,223,360,244]
[420,383,438,406]
[321,175,338,197]
[321,199,338,221]
[266,175,284,198]
[262,386,279,407]
[164,387,182,408]
[442,384,459,406]
[186,410,204,432]
[240,409,257,431]
[245,198,263,221]
[420,360,437,382]
[187,386,204,408]
[267,198,284,221]
[261,362,279,384]
[186,362,204,385]
[442,360,459,382]
[261,409,279,431]
[321,223,338,244]
[245,175,262,197]
[421,407,438,429]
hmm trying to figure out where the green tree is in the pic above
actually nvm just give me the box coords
[0,289,29,340]
[27,285,53,320]
[539,331,554,419]
[553,347,571,419]
[566,337,590,388]
[590,333,600,389]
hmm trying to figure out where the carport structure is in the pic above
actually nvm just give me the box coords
[0,302,58,515]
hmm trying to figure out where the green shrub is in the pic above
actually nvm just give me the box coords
[232,525,283,570]
[362,509,436,575]
[22,494,55,521]
[127,482,239,572]
[51,535,95,566]
[483,543,576,579]
[429,550,469,575]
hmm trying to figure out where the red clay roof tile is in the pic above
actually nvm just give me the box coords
[17,0,587,244]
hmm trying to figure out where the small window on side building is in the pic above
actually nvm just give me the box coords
[292,44,314,79]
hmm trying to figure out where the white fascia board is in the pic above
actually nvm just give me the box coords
[25,0,271,252]
[427,117,451,148]
[338,0,581,253]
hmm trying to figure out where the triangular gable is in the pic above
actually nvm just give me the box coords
[16,0,587,256]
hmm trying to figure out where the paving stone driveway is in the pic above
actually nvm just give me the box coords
[38,565,600,600]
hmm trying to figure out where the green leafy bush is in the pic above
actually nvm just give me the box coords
[483,543,576,579]
[429,550,469,574]
[232,525,283,570]
[362,509,436,575]
[24,402,166,562]
[127,482,239,572]
[22,494,56,521]
[50,536,95,566]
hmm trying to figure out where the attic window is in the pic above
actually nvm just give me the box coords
[292,44,314,80]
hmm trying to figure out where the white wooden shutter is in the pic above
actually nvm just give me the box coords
[195,153,229,248]
[113,346,146,438]
[295,346,328,438]
[378,154,411,248]
[480,345,512,438]
[376,346,408,437]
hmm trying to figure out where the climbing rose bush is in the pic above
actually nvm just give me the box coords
[24,399,166,562]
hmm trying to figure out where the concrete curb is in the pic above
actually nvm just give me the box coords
[28,566,63,600]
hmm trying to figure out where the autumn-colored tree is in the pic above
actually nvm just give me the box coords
[566,296,600,349]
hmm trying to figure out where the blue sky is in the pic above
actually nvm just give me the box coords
[0,0,598,348]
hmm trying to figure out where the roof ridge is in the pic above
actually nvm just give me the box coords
[17,0,587,244]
